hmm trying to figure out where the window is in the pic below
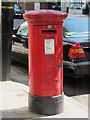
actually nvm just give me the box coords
[17,21,28,37]
[63,17,89,38]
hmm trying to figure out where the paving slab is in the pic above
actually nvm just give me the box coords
[0,81,88,119]
[70,94,88,107]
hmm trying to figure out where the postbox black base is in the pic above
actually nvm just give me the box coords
[28,94,64,115]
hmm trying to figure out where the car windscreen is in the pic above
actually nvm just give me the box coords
[63,17,89,38]
[14,4,21,9]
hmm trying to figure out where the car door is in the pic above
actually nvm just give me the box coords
[12,21,28,64]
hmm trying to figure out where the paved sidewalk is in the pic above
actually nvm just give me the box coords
[0,80,88,119]
[69,9,82,15]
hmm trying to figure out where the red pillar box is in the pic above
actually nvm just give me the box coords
[23,10,67,115]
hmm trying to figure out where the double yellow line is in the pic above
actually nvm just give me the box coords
[2,6,14,9]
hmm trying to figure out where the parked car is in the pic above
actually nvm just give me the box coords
[12,20,28,65]
[12,15,90,78]
[14,4,25,18]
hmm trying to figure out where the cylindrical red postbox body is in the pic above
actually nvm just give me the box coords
[23,10,67,115]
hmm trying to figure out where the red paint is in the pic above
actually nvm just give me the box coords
[23,10,67,97]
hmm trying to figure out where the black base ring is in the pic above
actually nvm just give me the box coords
[28,93,64,115]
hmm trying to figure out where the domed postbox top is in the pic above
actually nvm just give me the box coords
[23,10,68,25]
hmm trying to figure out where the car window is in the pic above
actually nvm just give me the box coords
[63,17,89,38]
[17,21,28,37]
[14,4,21,9]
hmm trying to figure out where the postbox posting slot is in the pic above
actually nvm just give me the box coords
[42,30,57,34]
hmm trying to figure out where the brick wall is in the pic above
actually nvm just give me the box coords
[20,2,48,10]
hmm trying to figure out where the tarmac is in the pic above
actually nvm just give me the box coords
[0,66,88,119]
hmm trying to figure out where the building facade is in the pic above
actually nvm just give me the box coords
[19,2,61,11]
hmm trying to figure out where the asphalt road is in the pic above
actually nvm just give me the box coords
[63,76,89,96]
[11,61,89,96]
